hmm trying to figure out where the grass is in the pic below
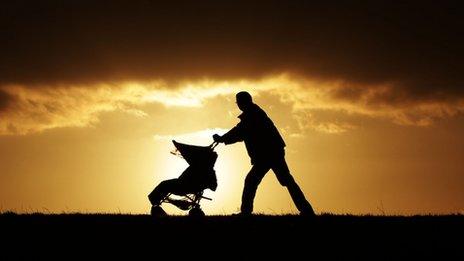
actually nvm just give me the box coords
[1,212,463,258]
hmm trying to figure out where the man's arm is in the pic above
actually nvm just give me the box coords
[214,123,244,145]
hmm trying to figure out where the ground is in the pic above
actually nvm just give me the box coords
[1,213,462,259]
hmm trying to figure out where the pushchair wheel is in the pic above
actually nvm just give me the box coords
[188,207,205,217]
[151,205,168,217]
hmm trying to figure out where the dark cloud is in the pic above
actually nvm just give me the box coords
[0,89,14,112]
[1,1,463,101]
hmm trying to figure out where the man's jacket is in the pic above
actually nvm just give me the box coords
[221,103,286,164]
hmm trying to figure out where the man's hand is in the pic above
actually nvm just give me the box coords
[213,134,223,143]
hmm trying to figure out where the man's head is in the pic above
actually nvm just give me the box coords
[235,91,253,111]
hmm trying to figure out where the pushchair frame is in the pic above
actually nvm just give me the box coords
[150,141,219,217]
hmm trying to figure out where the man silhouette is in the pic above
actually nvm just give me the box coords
[213,91,315,216]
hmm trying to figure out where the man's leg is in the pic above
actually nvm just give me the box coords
[148,179,180,206]
[272,157,315,215]
[241,164,270,214]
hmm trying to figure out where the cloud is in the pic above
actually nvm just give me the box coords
[1,75,463,135]
[1,1,463,102]
[1,1,463,135]
[270,77,464,128]
[0,84,150,135]
[0,78,276,135]
[0,89,14,112]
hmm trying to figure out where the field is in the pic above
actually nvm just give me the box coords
[1,213,462,259]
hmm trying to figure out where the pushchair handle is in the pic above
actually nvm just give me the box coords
[210,141,219,150]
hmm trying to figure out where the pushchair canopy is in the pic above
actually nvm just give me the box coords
[172,140,218,191]
[172,140,218,167]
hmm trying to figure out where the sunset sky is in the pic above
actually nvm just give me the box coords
[1,1,463,215]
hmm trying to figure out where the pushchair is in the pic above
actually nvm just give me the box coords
[148,140,219,217]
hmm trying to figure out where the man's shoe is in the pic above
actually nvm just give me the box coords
[300,209,316,218]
